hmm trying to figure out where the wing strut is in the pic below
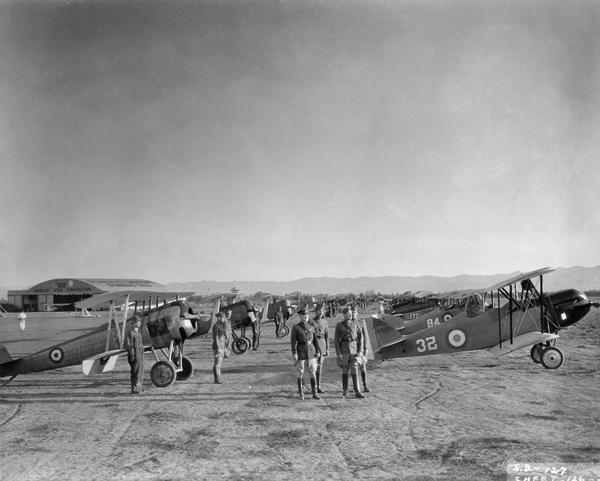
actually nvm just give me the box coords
[104,294,130,352]
[540,274,546,333]
[509,284,514,344]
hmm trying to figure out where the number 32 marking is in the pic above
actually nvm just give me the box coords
[416,336,438,353]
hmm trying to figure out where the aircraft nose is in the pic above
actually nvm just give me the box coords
[550,289,593,328]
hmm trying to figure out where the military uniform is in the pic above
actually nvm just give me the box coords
[357,318,370,393]
[334,312,365,398]
[125,321,145,394]
[291,310,321,400]
[212,317,231,384]
[309,311,329,393]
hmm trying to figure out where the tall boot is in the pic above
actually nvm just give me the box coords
[351,373,365,398]
[297,378,304,400]
[316,367,324,393]
[310,378,321,400]
[342,373,349,399]
[361,369,370,393]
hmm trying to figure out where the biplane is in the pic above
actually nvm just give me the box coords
[218,297,271,354]
[365,268,598,369]
[264,297,294,338]
[389,290,439,317]
[0,289,220,388]
[376,291,470,335]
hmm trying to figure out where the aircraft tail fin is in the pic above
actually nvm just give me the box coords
[364,316,406,361]
[0,345,12,364]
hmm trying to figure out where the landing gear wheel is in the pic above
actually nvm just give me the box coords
[232,337,250,354]
[530,344,543,364]
[176,356,194,382]
[278,325,290,338]
[541,347,564,369]
[150,361,177,388]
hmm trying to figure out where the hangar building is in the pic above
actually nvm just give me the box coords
[7,278,167,312]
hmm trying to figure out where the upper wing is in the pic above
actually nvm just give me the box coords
[74,290,195,309]
[485,267,556,292]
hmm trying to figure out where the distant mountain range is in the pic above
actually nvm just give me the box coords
[166,266,600,296]
[2,266,598,301]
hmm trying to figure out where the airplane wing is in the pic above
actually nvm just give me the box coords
[487,332,559,356]
[413,290,434,299]
[485,267,556,292]
[437,268,557,305]
[75,290,195,309]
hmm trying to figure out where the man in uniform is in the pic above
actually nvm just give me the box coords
[290,307,321,400]
[212,312,231,383]
[352,306,370,393]
[334,306,365,399]
[125,315,145,394]
[309,303,329,393]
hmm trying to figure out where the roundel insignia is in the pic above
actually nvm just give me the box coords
[49,347,64,363]
[443,313,453,322]
[448,329,466,348]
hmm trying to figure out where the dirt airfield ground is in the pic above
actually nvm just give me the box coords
[1,308,600,481]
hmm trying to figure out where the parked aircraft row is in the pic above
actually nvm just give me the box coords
[0,267,597,388]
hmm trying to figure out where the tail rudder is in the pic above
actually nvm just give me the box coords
[364,316,406,361]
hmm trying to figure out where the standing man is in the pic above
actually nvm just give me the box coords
[248,305,260,350]
[309,303,329,394]
[125,315,145,394]
[274,305,284,338]
[212,312,231,384]
[352,306,370,393]
[290,307,321,400]
[334,306,365,399]
[18,311,27,332]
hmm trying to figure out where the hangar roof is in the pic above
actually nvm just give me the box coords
[22,278,167,295]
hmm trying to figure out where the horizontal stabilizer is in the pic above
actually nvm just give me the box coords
[487,332,559,356]
[82,349,123,376]
[0,345,12,364]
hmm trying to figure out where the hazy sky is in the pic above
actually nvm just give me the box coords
[2,0,600,287]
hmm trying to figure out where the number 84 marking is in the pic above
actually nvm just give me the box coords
[416,336,438,352]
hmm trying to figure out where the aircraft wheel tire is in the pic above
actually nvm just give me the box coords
[150,361,177,388]
[541,347,564,369]
[278,325,290,338]
[233,337,250,355]
[231,339,242,355]
[176,356,194,382]
[530,344,543,364]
